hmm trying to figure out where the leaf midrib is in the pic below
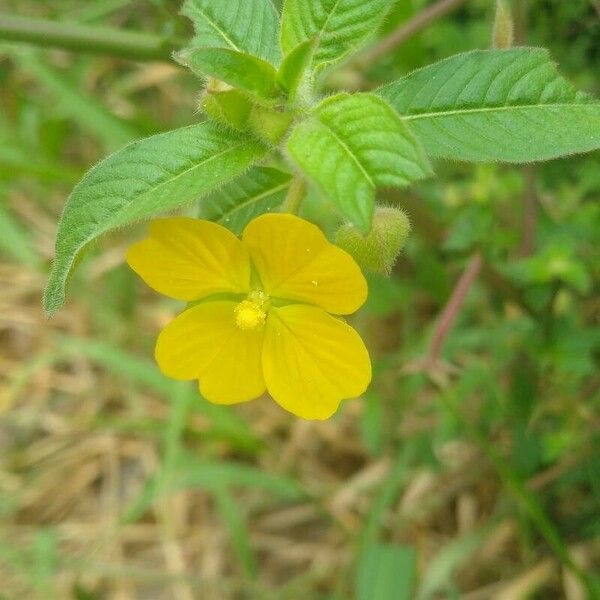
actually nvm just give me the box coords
[314,117,375,188]
[107,139,257,228]
[401,102,599,121]
[193,5,241,52]
[218,181,291,222]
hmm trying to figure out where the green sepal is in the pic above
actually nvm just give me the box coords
[249,106,295,145]
[201,85,253,130]
[177,47,280,101]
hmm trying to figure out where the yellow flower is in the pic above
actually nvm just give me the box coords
[126,213,371,420]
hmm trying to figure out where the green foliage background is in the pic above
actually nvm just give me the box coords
[0,0,598,598]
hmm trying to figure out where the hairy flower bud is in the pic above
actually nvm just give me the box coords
[335,207,411,275]
[249,105,294,145]
[200,80,252,130]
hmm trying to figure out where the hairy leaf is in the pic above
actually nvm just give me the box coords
[44,123,267,315]
[277,39,315,101]
[182,0,281,64]
[178,48,279,100]
[287,93,432,233]
[377,48,600,163]
[200,167,292,233]
[280,0,392,71]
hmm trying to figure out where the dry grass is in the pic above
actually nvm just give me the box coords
[0,2,599,598]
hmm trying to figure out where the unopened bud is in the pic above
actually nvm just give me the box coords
[249,105,294,145]
[336,207,411,275]
[201,80,252,130]
[492,0,514,49]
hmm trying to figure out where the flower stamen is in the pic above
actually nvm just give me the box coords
[234,293,269,331]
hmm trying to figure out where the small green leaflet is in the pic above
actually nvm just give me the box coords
[277,39,316,101]
[377,48,600,163]
[200,167,292,234]
[178,48,279,101]
[44,123,267,315]
[182,0,281,64]
[287,93,432,233]
[281,0,393,71]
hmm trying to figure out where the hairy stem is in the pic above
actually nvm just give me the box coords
[0,15,181,62]
[427,252,483,364]
[284,177,307,215]
[355,0,471,67]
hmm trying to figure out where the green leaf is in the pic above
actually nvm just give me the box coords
[178,47,279,100]
[356,544,417,600]
[277,38,316,100]
[182,0,281,64]
[200,166,292,233]
[286,93,432,233]
[281,0,393,71]
[44,122,267,315]
[377,48,600,163]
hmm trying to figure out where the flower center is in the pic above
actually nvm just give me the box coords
[234,291,269,331]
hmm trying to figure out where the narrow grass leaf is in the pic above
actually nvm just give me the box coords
[214,486,258,579]
[356,544,416,600]
[55,337,259,451]
[0,201,41,268]
[12,49,137,151]
[416,529,488,600]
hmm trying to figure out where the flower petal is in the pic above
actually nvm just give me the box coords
[242,213,367,314]
[127,218,251,301]
[263,305,371,420]
[155,301,265,404]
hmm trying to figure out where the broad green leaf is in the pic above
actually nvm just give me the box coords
[377,48,600,163]
[182,0,281,64]
[200,166,292,233]
[356,544,417,600]
[44,122,267,315]
[287,93,432,233]
[281,0,393,71]
[178,47,279,100]
[277,38,315,100]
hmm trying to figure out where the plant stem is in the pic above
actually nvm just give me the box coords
[395,193,536,317]
[284,177,307,215]
[0,15,181,62]
[354,0,471,68]
[427,252,483,364]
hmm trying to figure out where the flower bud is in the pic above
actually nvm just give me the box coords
[336,207,411,275]
[249,105,294,145]
[200,80,252,130]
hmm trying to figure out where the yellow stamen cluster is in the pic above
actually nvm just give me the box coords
[234,294,268,331]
